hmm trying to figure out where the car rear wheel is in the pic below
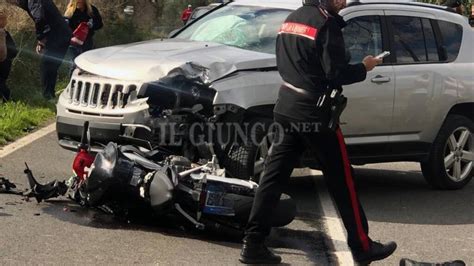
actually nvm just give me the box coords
[421,115,474,190]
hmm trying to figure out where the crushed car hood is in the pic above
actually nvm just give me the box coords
[75,39,276,83]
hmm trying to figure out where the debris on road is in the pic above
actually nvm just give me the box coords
[400,258,466,266]
[0,177,23,195]
[24,163,68,203]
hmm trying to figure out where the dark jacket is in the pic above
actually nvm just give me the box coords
[0,31,17,79]
[274,1,367,120]
[16,0,71,44]
[67,5,103,51]
[276,1,366,92]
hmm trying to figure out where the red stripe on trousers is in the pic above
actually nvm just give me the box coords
[336,128,370,252]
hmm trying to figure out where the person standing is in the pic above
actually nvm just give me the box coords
[469,4,474,26]
[239,0,397,264]
[0,12,7,62]
[6,0,71,100]
[64,0,103,72]
[444,0,465,15]
[181,5,193,25]
[0,11,18,102]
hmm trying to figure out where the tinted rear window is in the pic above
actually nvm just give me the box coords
[437,20,463,62]
[390,16,427,64]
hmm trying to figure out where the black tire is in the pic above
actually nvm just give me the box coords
[421,114,474,190]
[223,117,273,181]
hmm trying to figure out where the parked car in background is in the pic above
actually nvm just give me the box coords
[57,0,474,189]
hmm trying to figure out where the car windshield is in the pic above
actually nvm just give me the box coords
[174,5,291,54]
[191,8,210,20]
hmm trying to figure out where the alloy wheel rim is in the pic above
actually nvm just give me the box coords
[444,127,474,182]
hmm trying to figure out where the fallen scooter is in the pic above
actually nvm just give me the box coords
[24,122,296,234]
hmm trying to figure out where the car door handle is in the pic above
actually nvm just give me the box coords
[371,75,391,84]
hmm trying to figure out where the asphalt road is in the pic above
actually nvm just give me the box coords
[1,131,473,265]
[351,163,474,265]
[0,132,332,265]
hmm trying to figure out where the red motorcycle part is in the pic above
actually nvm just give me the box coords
[72,149,95,181]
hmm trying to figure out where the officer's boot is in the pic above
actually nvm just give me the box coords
[353,240,397,265]
[239,238,281,264]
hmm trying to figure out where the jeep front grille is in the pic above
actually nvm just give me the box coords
[67,77,140,109]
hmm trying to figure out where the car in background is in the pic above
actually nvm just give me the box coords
[56,0,474,189]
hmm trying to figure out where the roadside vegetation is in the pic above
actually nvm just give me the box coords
[0,0,210,145]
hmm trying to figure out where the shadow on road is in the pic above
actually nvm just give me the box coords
[351,168,474,225]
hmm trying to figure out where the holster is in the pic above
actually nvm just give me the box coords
[320,88,347,131]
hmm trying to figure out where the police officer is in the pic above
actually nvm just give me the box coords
[6,0,71,99]
[240,0,397,264]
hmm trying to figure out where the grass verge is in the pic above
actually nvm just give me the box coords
[0,101,55,145]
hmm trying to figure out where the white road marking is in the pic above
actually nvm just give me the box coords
[0,123,56,159]
[293,168,355,266]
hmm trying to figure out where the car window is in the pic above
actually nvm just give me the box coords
[343,16,383,65]
[175,5,291,54]
[422,18,439,62]
[437,20,463,62]
[390,16,427,64]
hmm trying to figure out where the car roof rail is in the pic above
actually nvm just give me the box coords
[346,0,458,14]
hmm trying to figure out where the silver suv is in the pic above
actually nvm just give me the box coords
[56,0,474,189]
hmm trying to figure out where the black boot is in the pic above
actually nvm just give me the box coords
[239,239,282,264]
[353,241,397,265]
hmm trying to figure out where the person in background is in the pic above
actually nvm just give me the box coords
[444,0,465,15]
[6,0,71,100]
[181,5,193,25]
[0,10,18,102]
[64,0,103,75]
[469,4,474,26]
[0,12,7,62]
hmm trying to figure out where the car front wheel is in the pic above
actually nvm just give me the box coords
[223,117,273,182]
[421,115,474,190]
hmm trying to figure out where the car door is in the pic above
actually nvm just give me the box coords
[385,11,451,142]
[340,10,395,143]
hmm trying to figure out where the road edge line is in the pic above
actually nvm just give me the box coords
[309,169,355,266]
[0,123,56,159]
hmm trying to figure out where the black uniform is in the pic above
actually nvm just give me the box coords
[16,0,71,99]
[0,31,17,101]
[245,1,371,254]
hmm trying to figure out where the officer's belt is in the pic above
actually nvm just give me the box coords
[283,82,322,97]
[283,82,328,108]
